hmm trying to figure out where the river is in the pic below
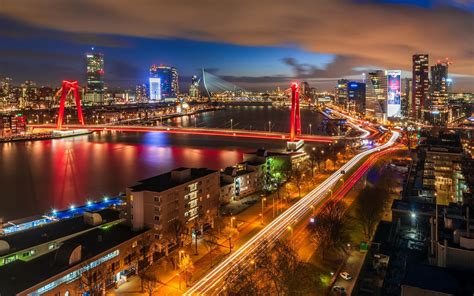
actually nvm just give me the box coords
[0,106,324,221]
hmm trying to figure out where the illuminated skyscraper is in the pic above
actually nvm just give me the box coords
[412,54,429,121]
[335,79,349,105]
[189,75,200,98]
[368,70,387,101]
[150,65,179,99]
[427,60,450,125]
[149,78,161,101]
[86,50,105,104]
[347,82,366,114]
[135,84,148,103]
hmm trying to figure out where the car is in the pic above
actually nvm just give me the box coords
[339,271,352,280]
[332,286,347,295]
[340,170,346,175]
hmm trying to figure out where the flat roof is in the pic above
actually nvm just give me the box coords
[1,209,120,255]
[0,223,148,295]
[130,167,217,193]
[402,263,474,294]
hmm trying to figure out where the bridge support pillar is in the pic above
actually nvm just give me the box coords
[56,80,85,130]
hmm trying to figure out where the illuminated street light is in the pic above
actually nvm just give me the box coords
[410,212,416,219]
[230,216,236,228]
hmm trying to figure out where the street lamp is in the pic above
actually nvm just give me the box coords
[230,118,233,130]
[287,226,293,238]
[309,123,312,135]
[230,216,236,228]
[177,272,181,290]
[268,121,271,132]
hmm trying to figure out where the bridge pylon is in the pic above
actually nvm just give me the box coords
[287,82,304,151]
[56,80,85,130]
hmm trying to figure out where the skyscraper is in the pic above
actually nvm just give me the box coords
[431,61,449,97]
[386,70,402,118]
[367,70,388,121]
[335,79,349,105]
[189,75,200,98]
[412,54,429,121]
[347,82,366,114]
[86,51,105,104]
[402,78,412,118]
[150,65,179,99]
[427,60,450,125]
[135,84,148,103]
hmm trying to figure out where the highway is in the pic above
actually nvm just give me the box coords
[184,130,400,295]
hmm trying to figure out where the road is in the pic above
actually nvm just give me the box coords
[29,122,374,143]
[184,131,400,295]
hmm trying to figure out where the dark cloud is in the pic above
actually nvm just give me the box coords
[0,0,473,89]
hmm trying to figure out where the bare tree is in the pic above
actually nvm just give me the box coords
[290,164,306,198]
[355,186,390,240]
[309,200,350,259]
[76,260,112,296]
[203,228,219,268]
[142,270,163,296]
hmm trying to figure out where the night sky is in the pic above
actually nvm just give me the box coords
[0,0,472,91]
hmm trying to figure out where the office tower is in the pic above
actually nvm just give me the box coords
[300,81,311,98]
[189,75,200,98]
[86,51,105,104]
[412,54,429,121]
[150,65,179,99]
[1,77,12,96]
[335,79,349,105]
[386,70,402,118]
[427,60,450,125]
[347,82,366,114]
[367,70,388,121]
[135,84,148,103]
[402,78,413,118]
[149,78,161,101]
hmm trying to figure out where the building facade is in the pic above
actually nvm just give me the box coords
[85,51,105,104]
[126,168,220,237]
[347,81,366,115]
[412,54,429,121]
[149,65,179,99]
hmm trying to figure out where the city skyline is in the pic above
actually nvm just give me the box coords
[0,0,473,91]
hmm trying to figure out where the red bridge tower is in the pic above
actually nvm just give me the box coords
[289,82,301,142]
[56,80,85,130]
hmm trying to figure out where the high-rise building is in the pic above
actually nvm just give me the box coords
[402,78,412,118]
[86,51,105,104]
[366,70,388,121]
[1,77,12,96]
[189,75,200,98]
[300,81,311,98]
[335,79,349,105]
[386,70,402,118]
[412,54,429,121]
[347,82,366,114]
[150,65,179,99]
[149,78,161,101]
[135,84,148,103]
[426,60,450,125]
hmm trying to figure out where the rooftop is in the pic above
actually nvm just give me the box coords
[130,167,217,193]
[1,208,120,256]
[402,263,474,294]
[0,223,148,295]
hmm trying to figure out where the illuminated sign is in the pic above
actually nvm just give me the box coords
[149,77,161,101]
[386,70,401,118]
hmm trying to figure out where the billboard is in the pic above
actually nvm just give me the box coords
[149,77,161,101]
[386,70,401,118]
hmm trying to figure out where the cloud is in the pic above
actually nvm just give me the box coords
[0,0,473,87]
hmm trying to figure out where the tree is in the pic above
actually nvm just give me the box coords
[309,200,350,259]
[290,164,306,198]
[142,270,163,296]
[76,259,112,296]
[355,186,390,240]
[225,240,320,295]
[203,228,219,267]
[178,253,194,286]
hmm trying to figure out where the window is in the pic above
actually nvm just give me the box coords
[154,215,160,221]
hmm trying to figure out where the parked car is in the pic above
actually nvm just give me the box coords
[339,271,352,280]
[332,285,347,295]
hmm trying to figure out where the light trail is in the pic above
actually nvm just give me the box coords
[184,131,400,295]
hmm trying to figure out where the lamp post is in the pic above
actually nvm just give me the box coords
[309,123,312,135]
[287,226,293,238]
[268,121,272,133]
[261,197,267,225]
[177,272,181,290]
[230,118,233,130]
[230,216,236,228]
